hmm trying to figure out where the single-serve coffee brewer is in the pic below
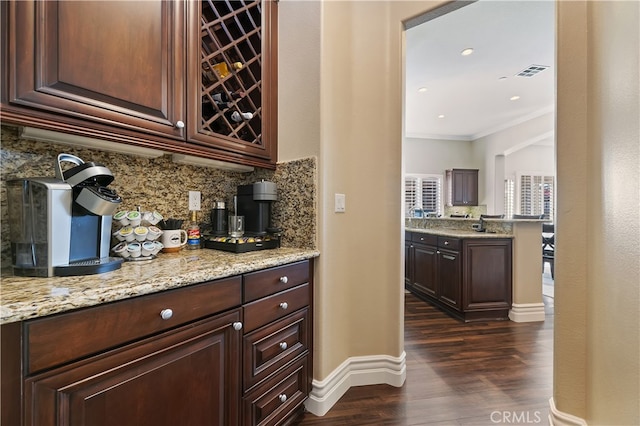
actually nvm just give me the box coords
[236,180,280,236]
[7,153,123,277]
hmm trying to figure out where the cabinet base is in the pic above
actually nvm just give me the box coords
[408,290,510,322]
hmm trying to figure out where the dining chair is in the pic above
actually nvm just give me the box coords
[542,223,555,278]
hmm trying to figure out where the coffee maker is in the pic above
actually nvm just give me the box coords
[236,180,279,236]
[7,154,123,277]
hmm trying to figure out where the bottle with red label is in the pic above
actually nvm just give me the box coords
[186,211,201,250]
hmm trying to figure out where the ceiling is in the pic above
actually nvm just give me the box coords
[404,0,555,141]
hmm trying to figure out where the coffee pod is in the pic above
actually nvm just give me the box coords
[127,211,141,227]
[119,226,134,242]
[141,241,155,257]
[147,225,162,241]
[134,226,148,241]
[127,242,142,258]
[112,242,129,258]
[113,210,129,226]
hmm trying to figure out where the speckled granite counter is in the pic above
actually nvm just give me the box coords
[406,227,513,239]
[0,248,319,325]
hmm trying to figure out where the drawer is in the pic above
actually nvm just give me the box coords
[244,261,310,303]
[25,276,242,374]
[242,357,308,426]
[413,232,437,245]
[438,236,460,250]
[243,309,309,392]
[243,284,310,333]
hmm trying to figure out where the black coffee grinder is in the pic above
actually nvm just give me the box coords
[236,180,280,236]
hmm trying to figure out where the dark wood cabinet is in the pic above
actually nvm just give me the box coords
[0,260,313,426]
[5,1,186,140]
[1,0,278,169]
[188,0,277,163]
[412,239,439,299]
[405,231,511,321]
[437,248,461,309]
[26,310,242,426]
[242,261,313,425]
[447,169,479,206]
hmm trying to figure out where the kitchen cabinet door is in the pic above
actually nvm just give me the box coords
[449,169,479,206]
[462,239,512,313]
[7,0,186,140]
[413,242,439,299]
[25,310,242,426]
[437,248,461,309]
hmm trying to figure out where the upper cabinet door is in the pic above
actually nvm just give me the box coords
[186,0,278,165]
[8,1,186,139]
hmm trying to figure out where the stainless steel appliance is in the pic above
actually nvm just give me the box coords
[7,154,123,277]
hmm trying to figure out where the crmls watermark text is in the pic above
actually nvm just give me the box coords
[490,410,542,424]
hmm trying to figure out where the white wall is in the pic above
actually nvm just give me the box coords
[505,144,555,177]
[404,137,475,174]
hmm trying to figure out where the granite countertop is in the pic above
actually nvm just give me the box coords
[0,247,319,325]
[405,227,514,239]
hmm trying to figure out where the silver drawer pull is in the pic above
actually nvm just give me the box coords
[160,309,173,320]
[279,276,289,284]
[279,302,289,310]
[444,241,449,245]
[233,322,243,331]
[279,342,288,350]
[279,394,287,403]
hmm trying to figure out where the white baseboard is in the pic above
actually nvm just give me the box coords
[509,302,546,322]
[304,352,407,416]
[548,397,588,425]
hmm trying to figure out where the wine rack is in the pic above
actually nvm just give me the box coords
[200,0,263,145]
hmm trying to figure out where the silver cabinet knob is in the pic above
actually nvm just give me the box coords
[279,276,289,284]
[279,342,288,350]
[160,309,173,320]
[232,322,243,331]
[279,394,287,403]
[279,302,289,310]
[175,120,185,129]
[444,241,449,245]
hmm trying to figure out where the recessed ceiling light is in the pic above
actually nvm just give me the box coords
[418,87,428,93]
[461,48,474,56]
[438,114,445,119]
[510,95,521,101]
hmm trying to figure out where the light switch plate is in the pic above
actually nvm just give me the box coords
[335,193,346,213]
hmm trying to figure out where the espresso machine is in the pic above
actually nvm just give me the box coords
[236,180,280,236]
[7,153,123,277]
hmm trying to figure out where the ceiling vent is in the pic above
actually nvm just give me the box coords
[516,64,549,77]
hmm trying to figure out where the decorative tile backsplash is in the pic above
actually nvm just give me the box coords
[1,125,317,268]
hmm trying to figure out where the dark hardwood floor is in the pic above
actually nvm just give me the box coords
[296,291,554,425]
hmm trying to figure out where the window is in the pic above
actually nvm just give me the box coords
[506,173,555,220]
[405,174,443,217]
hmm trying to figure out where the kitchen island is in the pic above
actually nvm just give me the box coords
[406,216,546,323]
[1,247,319,426]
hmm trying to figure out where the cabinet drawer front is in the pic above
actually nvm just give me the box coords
[243,284,310,333]
[26,276,242,374]
[438,236,460,250]
[244,261,310,303]
[243,309,309,392]
[412,233,437,245]
[243,358,308,426]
